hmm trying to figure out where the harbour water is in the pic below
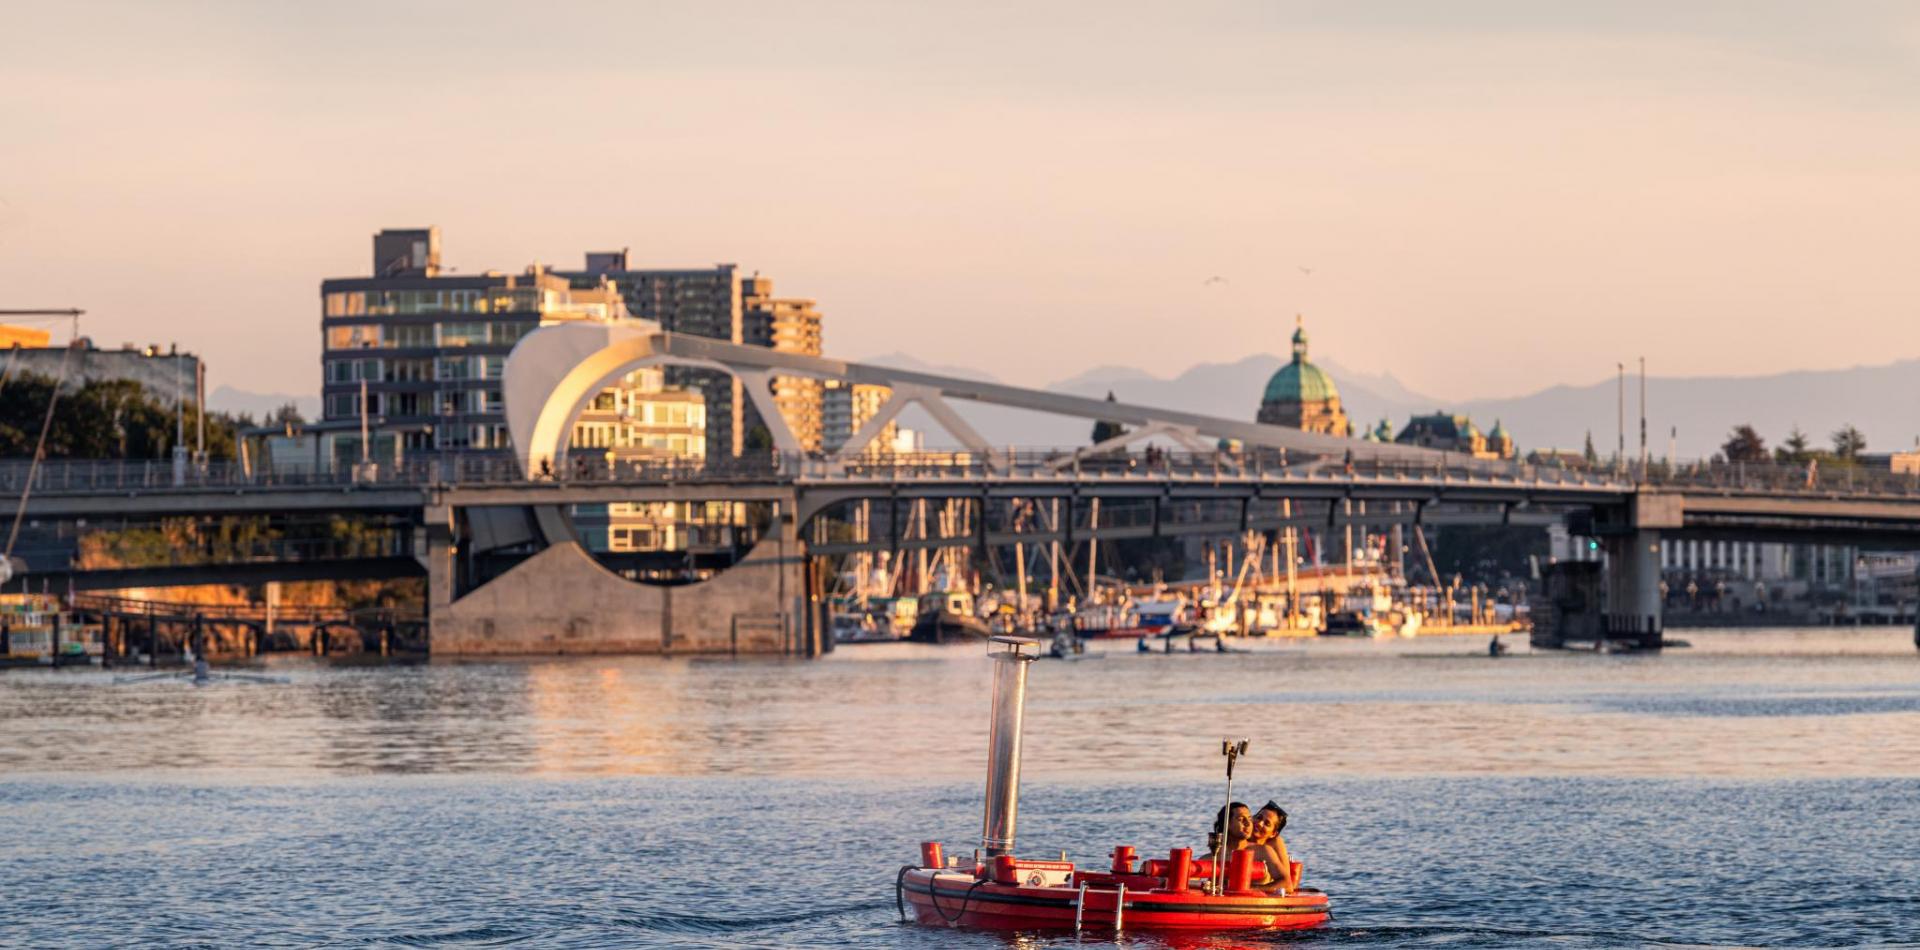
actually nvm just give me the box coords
[2,628,1916,947]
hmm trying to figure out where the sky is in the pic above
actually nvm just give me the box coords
[3,0,1919,400]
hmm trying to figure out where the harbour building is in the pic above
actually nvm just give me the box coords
[566,366,715,556]
[822,379,899,454]
[320,228,629,456]
[1256,318,1352,437]
[742,277,825,452]
[568,367,707,465]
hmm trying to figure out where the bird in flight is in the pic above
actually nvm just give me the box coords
[1298,266,1314,276]
[1203,275,1228,286]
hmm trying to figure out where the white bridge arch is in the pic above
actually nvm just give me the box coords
[503,320,1445,477]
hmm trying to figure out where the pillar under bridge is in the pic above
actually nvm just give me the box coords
[1535,492,1676,651]
[1603,529,1663,650]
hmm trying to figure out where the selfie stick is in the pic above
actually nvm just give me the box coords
[1217,738,1248,893]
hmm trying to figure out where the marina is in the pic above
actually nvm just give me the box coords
[828,542,1531,648]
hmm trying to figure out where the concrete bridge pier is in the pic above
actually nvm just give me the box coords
[419,504,456,645]
[422,496,818,656]
[1603,530,1663,650]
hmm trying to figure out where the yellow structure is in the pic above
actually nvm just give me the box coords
[0,324,52,348]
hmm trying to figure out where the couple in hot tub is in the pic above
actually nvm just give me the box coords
[1201,800,1303,894]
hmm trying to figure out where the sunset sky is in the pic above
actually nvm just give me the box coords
[3,0,1918,400]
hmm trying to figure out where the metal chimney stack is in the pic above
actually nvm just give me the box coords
[981,636,1039,857]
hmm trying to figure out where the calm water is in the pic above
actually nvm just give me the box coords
[2,629,1917,948]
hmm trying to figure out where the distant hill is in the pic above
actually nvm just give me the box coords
[1456,361,1920,459]
[854,350,1919,459]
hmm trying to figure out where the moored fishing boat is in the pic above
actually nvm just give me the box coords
[1,594,104,666]
[831,611,900,643]
[907,590,991,643]
[1074,599,1194,639]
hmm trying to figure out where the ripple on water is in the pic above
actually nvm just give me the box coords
[2,628,1918,946]
[1,776,1916,948]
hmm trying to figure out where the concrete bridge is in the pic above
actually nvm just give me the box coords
[6,324,1920,656]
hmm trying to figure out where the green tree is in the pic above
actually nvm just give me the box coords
[1775,426,1812,463]
[1831,424,1867,459]
[268,402,306,427]
[0,371,242,460]
[1582,431,1597,465]
[1721,425,1767,462]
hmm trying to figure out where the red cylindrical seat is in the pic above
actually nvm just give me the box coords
[1162,848,1192,893]
[1227,849,1256,893]
[921,841,944,869]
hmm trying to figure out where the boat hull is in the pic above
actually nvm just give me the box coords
[1078,626,1158,640]
[907,614,992,644]
[900,869,1330,932]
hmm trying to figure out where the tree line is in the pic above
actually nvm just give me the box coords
[1719,423,1870,464]
[0,371,303,461]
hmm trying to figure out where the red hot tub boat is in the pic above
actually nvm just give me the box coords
[896,636,1332,934]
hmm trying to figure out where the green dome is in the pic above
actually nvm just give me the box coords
[1261,318,1340,405]
[1262,361,1341,404]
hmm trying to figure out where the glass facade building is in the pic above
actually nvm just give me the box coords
[320,228,629,453]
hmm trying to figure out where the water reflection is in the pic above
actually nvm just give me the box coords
[0,628,1914,779]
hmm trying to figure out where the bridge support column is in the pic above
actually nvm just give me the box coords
[419,505,455,651]
[1603,530,1663,650]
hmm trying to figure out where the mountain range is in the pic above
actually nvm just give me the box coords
[861,351,1920,459]
[207,354,1916,460]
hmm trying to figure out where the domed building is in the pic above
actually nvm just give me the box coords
[1257,318,1352,437]
[1486,419,1515,459]
[1391,412,1517,460]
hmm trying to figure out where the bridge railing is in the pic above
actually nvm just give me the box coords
[807,449,1634,490]
[1639,458,1920,498]
[6,449,1917,499]
[0,453,790,494]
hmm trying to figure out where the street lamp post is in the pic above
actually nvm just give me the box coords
[1638,356,1648,473]
[1616,362,1625,473]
